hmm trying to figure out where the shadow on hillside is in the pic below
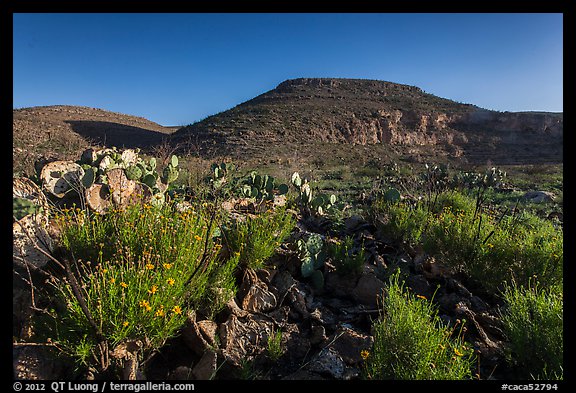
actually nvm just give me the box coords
[66,120,171,150]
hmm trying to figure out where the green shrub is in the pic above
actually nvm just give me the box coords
[48,201,238,375]
[266,328,284,361]
[328,236,365,276]
[222,207,295,270]
[364,272,475,380]
[374,190,563,294]
[500,280,563,380]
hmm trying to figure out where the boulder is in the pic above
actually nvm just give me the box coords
[523,190,555,203]
[238,269,277,313]
[307,347,346,379]
[322,327,373,366]
[191,350,217,380]
[219,314,275,367]
[351,273,386,307]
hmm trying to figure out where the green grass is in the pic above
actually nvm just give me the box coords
[500,280,563,380]
[363,272,475,380]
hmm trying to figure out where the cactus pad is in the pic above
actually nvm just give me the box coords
[40,161,85,198]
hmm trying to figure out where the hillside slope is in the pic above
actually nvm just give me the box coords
[172,78,563,165]
[13,105,175,175]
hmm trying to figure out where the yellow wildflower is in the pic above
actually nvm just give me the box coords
[145,263,155,270]
[167,278,175,286]
[120,281,128,288]
[155,307,165,317]
[139,300,152,312]
[148,285,158,295]
[122,321,129,327]
[172,305,182,315]
[360,350,370,360]
[163,263,173,270]
[194,235,202,241]
[110,277,116,284]
[454,348,464,357]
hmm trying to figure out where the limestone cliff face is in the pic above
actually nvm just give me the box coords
[173,78,563,164]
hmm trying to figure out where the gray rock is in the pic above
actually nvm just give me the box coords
[192,350,217,380]
[181,319,211,357]
[471,295,490,313]
[310,324,327,346]
[13,345,67,380]
[406,274,433,299]
[523,190,555,203]
[324,270,359,298]
[351,273,386,307]
[219,314,274,367]
[308,347,346,379]
[282,370,325,380]
[197,320,218,348]
[238,269,277,313]
[323,327,373,366]
[168,366,193,380]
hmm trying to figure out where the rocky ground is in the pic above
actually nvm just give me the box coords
[13,212,510,381]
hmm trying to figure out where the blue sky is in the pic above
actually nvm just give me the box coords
[13,13,563,126]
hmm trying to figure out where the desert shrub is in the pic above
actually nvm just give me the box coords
[500,280,563,380]
[373,200,429,244]
[363,272,475,380]
[48,201,238,375]
[222,207,295,270]
[374,190,563,294]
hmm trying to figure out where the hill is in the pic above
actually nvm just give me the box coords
[171,78,563,166]
[13,79,563,177]
[13,105,175,176]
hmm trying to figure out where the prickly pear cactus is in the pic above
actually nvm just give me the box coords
[40,161,85,198]
[107,168,136,205]
[162,165,179,184]
[298,233,326,278]
[80,148,97,165]
[125,165,143,181]
[13,177,53,268]
[85,183,112,214]
[121,149,139,166]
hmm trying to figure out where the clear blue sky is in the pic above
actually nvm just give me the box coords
[13,13,563,126]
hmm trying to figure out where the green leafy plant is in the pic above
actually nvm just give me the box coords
[240,171,289,205]
[500,279,563,380]
[222,207,295,270]
[13,197,44,220]
[328,236,365,276]
[374,190,563,294]
[47,200,238,377]
[266,328,284,361]
[291,172,336,216]
[297,233,326,289]
[363,271,475,380]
